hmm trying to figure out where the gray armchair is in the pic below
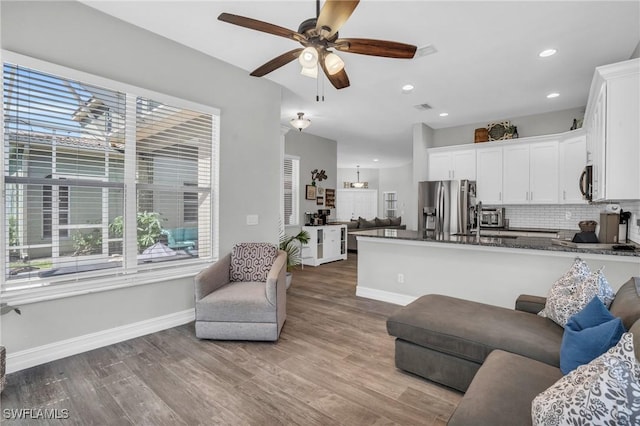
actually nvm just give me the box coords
[194,243,287,341]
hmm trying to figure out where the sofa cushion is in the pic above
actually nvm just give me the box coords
[389,216,401,226]
[358,217,376,228]
[447,350,562,426]
[230,243,278,282]
[560,296,625,374]
[345,221,359,230]
[540,258,615,327]
[374,217,391,227]
[196,281,276,323]
[609,277,640,330]
[387,294,563,367]
[532,332,640,426]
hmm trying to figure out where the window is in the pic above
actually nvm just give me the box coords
[283,155,299,226]
[2,53,219,296]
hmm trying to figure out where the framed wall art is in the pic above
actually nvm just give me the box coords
[305,185,317,200]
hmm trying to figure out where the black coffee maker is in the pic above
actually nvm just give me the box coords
[316,209,331,225]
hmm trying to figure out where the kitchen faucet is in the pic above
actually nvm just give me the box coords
[476,200,482,241]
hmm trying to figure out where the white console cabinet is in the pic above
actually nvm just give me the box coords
[302,225,347,266]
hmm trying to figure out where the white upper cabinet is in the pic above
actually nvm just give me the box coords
[584,58,640,201]
[476,147,503,204]
[529,141,559,204]
[559,132,587,204]
[502,141,559,204]
[427,148,476,180]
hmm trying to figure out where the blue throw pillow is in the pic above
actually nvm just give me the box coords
[560,296,625,374]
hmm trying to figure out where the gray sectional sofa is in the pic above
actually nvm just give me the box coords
[341,217,406,252]
[387,277,640,426]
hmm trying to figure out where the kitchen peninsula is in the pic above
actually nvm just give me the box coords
[355,230,640,309]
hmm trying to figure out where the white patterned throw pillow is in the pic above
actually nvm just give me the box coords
[539,258,615,327]
[532,332,640,426]
[229,243,278,282]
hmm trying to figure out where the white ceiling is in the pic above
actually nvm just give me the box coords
[82,1,639,168]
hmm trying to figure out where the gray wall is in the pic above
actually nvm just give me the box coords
[284,130,337,228]
[1,1,282,353]
[431,107,586,148]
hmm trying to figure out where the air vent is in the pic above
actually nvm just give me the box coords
[416,44,438,58]
[414,103,432,111]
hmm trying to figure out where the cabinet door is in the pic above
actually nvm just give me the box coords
[529,141,559,204]
[559,135,587,204]
[502,145,530,204]
[427,151,452,180]
[324,227,340,259]
[476,147,503,204]
[451,149,476,180]
[605,73,640,200]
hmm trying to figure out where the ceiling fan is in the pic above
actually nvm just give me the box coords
[218,0,417,90]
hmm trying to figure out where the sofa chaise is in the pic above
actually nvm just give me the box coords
[387,276,640,425]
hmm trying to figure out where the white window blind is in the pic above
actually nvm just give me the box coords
[283,155,299,226]
[2,56,219,295]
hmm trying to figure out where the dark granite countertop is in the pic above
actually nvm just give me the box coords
[352,228,640,257]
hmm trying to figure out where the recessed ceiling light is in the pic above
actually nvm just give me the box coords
[439,112,449,117]
[402,84,414,93]
[538,48,557,58]
[547,92,560,99]
[373,158,379,162]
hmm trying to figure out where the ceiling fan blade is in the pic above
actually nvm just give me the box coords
[218,13,305,42]
[316,0,360,39]
[335,38,417,59]
[250,48,304,77]
[319,51,350,89]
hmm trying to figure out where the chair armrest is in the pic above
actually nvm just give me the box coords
[515,294,547,314]
[265,251,287,306]
[194,254,231,300]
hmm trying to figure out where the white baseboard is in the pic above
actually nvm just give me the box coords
[6,308,195,374]
[355,286,417,306]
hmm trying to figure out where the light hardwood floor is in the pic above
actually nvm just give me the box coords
[1,253,462,425]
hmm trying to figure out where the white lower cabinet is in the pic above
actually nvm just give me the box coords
[302,225,347,266]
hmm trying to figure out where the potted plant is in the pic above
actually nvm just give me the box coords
[279,229,310,289]
[0,303,20,393]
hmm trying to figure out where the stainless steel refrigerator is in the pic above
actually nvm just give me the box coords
[418,180,477,238]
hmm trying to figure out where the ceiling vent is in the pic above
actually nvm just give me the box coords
[414,103,433,111]
[416,44,438,58]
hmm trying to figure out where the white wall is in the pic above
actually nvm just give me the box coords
[378,166,412,221]
[285,130,337,228]
[1,1,282,357]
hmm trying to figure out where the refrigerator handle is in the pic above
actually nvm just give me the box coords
[436,182,442,232]
[438,181,445,233]
[457,183,464,233]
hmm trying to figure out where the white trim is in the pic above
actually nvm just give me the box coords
[6,308,195,374]
[355,286,417,306]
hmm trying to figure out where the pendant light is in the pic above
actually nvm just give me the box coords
[352,165,364,188]
[290,112,311,131]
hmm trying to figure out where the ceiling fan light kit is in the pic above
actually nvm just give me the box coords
[218,0,417,91]
[291,112,311,131]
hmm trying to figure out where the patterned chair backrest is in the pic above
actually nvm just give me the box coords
[230,243,279,282]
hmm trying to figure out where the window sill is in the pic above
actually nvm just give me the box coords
[1,260,213,306]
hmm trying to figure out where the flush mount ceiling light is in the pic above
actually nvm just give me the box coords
[539,48,557,58]
[439,112,449,117]
[290,112,311,131]
[547,92,560,99]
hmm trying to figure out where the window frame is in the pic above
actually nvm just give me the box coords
[1,51,220,305]
[283,154,300,226]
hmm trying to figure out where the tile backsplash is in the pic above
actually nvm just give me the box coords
[488,201,640,243]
